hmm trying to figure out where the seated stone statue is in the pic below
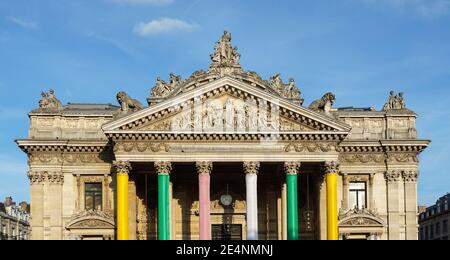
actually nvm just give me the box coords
[117,91,144,113]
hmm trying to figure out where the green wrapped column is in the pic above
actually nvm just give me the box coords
[285,162,301,240]
[155,162,172,240]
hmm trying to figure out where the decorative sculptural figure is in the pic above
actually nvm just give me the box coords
[38,89,63,110]
[210,31,240,65]
[117,91,144,113]
[383,91,406,111]
[309,92,336,114]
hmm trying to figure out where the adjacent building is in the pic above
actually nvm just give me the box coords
[419,194,450,240]
[0,197,30,240]
[16,32,430,240]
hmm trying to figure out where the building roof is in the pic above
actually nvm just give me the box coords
[29,103,120,116]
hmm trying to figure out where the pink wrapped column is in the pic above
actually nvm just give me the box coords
[197,162,213,240]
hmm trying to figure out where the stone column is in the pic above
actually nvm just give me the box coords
[281,180,287,240]
[27,171,45,240]
[155,161,172,240]
[244,161,260,240]
[284,162,301,240]
[197,162,213,240]
[114,161,132,240]
[385,170,401,240]
[48,171,64,240]
[403,170,419,240]
[325,161,339,240]
[341,173,349,211]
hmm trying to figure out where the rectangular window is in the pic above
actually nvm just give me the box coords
[85,183,102,211]
[349,182,367,210]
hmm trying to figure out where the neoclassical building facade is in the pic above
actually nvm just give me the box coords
[17,32,429,240]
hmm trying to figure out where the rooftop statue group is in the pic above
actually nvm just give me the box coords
[35,32,407,119]
[383,91,406,111]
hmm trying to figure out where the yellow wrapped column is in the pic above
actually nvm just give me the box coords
[325,161,339,240]
[114,161,132,240]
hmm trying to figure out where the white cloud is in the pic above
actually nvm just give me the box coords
[358,0,450,17]
[133,18,196,36]
[6,16,39,30]
[109,0,174,6]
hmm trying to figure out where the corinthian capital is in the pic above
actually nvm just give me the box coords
[243,161,260,175]
[284,162,301,175]
[402,170,419,183]
[113,161,132,175]
[27,171,46,185]
[384,170,401,183]
[47,172,64,185]
[196,162,213,176]
[155,161,172,176]
[324,161,340,174]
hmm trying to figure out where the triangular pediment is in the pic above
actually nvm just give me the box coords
[102,77,351,135]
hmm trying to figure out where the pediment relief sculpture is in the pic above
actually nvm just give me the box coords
[66,210,115,230]
[136,95,319,133]
[339,208,385,227]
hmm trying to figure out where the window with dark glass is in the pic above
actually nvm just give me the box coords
[85,183,102,211]
[349,182,367,210]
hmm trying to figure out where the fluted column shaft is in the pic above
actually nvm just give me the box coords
[244,162,260,240]
[156,161,172,240]
[285,162,301,240]
[197,162,212,240]
[325,161,339,240]
[114,161,132,241]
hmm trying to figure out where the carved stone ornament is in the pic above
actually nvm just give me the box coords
[285,143,336,153]
[210,31,241,69]
[243,161,260,175]
[28,171,46,184]
[116,91,144,114]
[150,73,182,98]
[196,161,213,176]
[268,74,303,103]
[28,171,63,184]
[155,161,172,176]
[387,153,418,163]
[66,210,115,230]
[38,89,63,111]
[384,170,401,183]
[284,162,301,175]
[383,90,406,111]
[324,161,340,174]
[339,208,385,227]
[113,161,132,175]
[402,170,419,183]
[340,154,386,164]
[309,92,336,114]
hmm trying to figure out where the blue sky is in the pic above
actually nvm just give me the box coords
[0,0,449,206]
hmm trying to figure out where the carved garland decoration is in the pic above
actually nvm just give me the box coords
[285,142,336,153]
